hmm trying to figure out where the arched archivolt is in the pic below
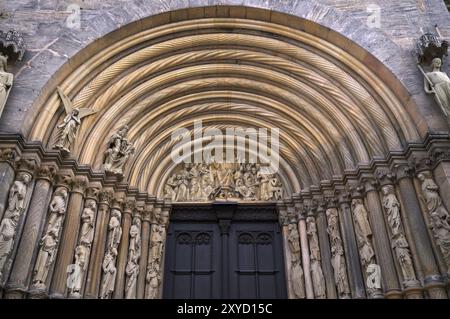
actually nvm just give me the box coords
[24,7,423,195]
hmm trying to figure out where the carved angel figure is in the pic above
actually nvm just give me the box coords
[103,125,135,176]
[54,86,97,154]
[0,52,13,120]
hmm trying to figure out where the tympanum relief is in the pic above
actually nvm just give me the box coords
[0,172,32,280]
[164,162,283,202]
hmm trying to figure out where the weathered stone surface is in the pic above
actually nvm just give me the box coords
[0,0,449,135]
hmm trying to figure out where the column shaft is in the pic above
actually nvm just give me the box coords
[298,218,314,298]
[113,204,133,299]
[397,173,447,298]
[49,176,87,298]
[316,207,337,299]
[137,207,152,299]
[6,167,54,297]
[339,199,366,299]
[365,186,402,298]
[84,190,112,299]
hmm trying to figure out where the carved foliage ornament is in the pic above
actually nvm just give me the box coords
[164,162,283,202]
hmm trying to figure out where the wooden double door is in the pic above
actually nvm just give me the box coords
[162,203,287,299]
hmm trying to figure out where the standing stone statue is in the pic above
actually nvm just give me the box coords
[103,125,135,176]
[381,185,418,285]
[32,187,69,289]
[53,87,97,154]
[100,248,118,299]
[0,52,13,119]
[306,216,326,299]
[326,207,350,299]
[417,172,450,267]
[351,198,382,297]
[67,244,87,297]
[125,217,141,299]
[0,172,31,278]
[79,200,96,246]
[146,260,161,299]
[423,58,450,120]
[287,223,305,298]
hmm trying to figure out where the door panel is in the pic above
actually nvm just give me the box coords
[163,205,287,299]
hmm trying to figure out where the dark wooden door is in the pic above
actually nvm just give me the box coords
[163,203,287,299]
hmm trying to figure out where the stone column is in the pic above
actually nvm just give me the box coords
[278,200,305,299]
[431,148,450,213]
[99,194,124,299]
[306,202,326,299]
[157,201,171,299]
[292,197,314,299]
[315,200,337,299]
[362,177,402,299]
[49,175,88,298]
[113,198,134,299]
[67,184,101,299]
[338,191,366,299]
[325,198,351,299]
[0,157,37,290]
[376,169,423,299]
[4,164,57,298]
[84,188,113,299]
[145,201,164,299]
[125,203,142,299]
[395,163,447,299]
[28,171,72,298]
[137,200,154,299]
[0,148,18,221]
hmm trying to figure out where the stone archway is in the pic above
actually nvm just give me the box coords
[0,5,449,300]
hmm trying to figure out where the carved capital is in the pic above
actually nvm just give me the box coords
[112,194,125,209]
[0,148,18,165]
[287,204,298,224]
[431,148,450,165]
[375,168,396,186]
[413,156,433,173]
[350,184,365,199]
[338,190,351,205]
[133,204,144,220]
[86,185,101,200]
[308,199,318,217]
[98,188,114,205]
[316,199,327,214]
[142,203,154,223]
[325,197,339,209]
[123,198,136,216]
[36,164,57,182]
[54,172,73,189]
[16,157,38,175]
[394,163,414,181]
[361,177,379,193]
[71,176,88,195]
[277,202,288,226]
